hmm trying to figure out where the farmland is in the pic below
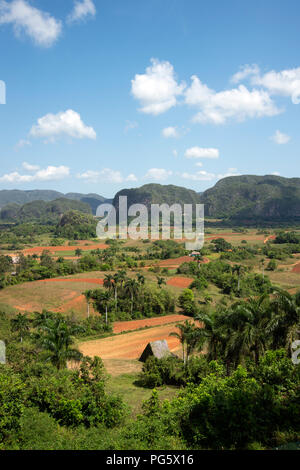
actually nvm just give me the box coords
[1,223,299,450]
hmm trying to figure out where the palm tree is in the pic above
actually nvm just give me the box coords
[11,313,30,343]
[103,274,115,311]
[268,288,300,355]
[84,290,92,318]
[113,270,128,310]
[196,312,225,362]
[157,277,166,289]
[38,318,82,369]
[260,258,265,281]
[124,279,139,315]
[224,295,270,367]
[232,264,244,294]
[137,273,145,286]
[170,320,203,365]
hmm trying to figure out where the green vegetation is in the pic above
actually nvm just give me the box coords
[200,175,300,223]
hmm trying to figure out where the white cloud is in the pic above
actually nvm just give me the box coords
[77,169,137,184]
[271,172,281,176]
[172,149,178,157]
[30,109,96,141]
[195,162,203,167]
[22,162,40,171]
[124,120,138,134]
[145,168,173,181]
[232,64,300,105]
[181,170,216,181]
[0,165,70,183]
[15,139,31,150]
[217,168,240,179]
[126,173,138,182]
[162,126,178,138]
[180,168,240,182]
[67,0,96,24]
[252,67,300,104]
[185,146,219,159]
[185,75,280,124]
[231,64,260,84]
[131,58,185,115]
[0,0,62,47]
[271,130,291,145]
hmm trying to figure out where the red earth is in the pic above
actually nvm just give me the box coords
[167,277,193,288]
[292,263,300,273]
[113,313,190,334]
[23,243,108,256]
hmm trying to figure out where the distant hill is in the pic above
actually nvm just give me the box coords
[0,190,107,214]
[0,198,92,223]
[200,175,300,222]
[113,184,201,210]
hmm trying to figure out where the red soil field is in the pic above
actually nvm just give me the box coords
[264,235,276,244]
[23,243,108,256]
[79,324,184,360]
[292,263,300,273]
[113,313,190,334]
[56,294,86,313]
[167,277,193,288]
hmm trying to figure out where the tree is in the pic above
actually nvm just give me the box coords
[156,277,166,289]
[268,288,300,355]
[84,290,92,318]
[232,264,244,294]
[124,279,139,315]
[37,318,82,369]
[75,248,82,257]
[170,320,203,365]
[11,313,30,343]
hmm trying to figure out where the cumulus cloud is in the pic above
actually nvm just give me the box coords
[184,147,219,159]
[162,126,179,138]
[0,0,62,47]
[185,75,280,124]
[67,0,96,24]
[271,130,291,145]
[0,165,70,183]
[29,109,96,141]
[172,149,178,157]
[252,67,300,104]
[145,168,173,181]
[131,59,185,115]
[232,64,300,105]
[180,167,240,182]
[22,161,40,171]
[231,64,260,84]
[77,169,137,184]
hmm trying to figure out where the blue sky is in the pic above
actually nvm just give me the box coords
[0,0,299,198]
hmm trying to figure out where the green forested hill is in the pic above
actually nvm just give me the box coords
[0,198,92,223]
[113,183,201,210]
[0,190,107,214]
[200,175,300,222]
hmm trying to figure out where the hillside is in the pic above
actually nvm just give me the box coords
[200,175,300,222]
[113,184,201,210]
[0,198,92,223]
[0,190,107,214]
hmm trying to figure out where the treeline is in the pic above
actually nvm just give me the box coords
[86,271,176,321]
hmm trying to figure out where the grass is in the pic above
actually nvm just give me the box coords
[106,371,179,418]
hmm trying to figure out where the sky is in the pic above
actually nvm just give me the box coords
[0,0,299,198]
